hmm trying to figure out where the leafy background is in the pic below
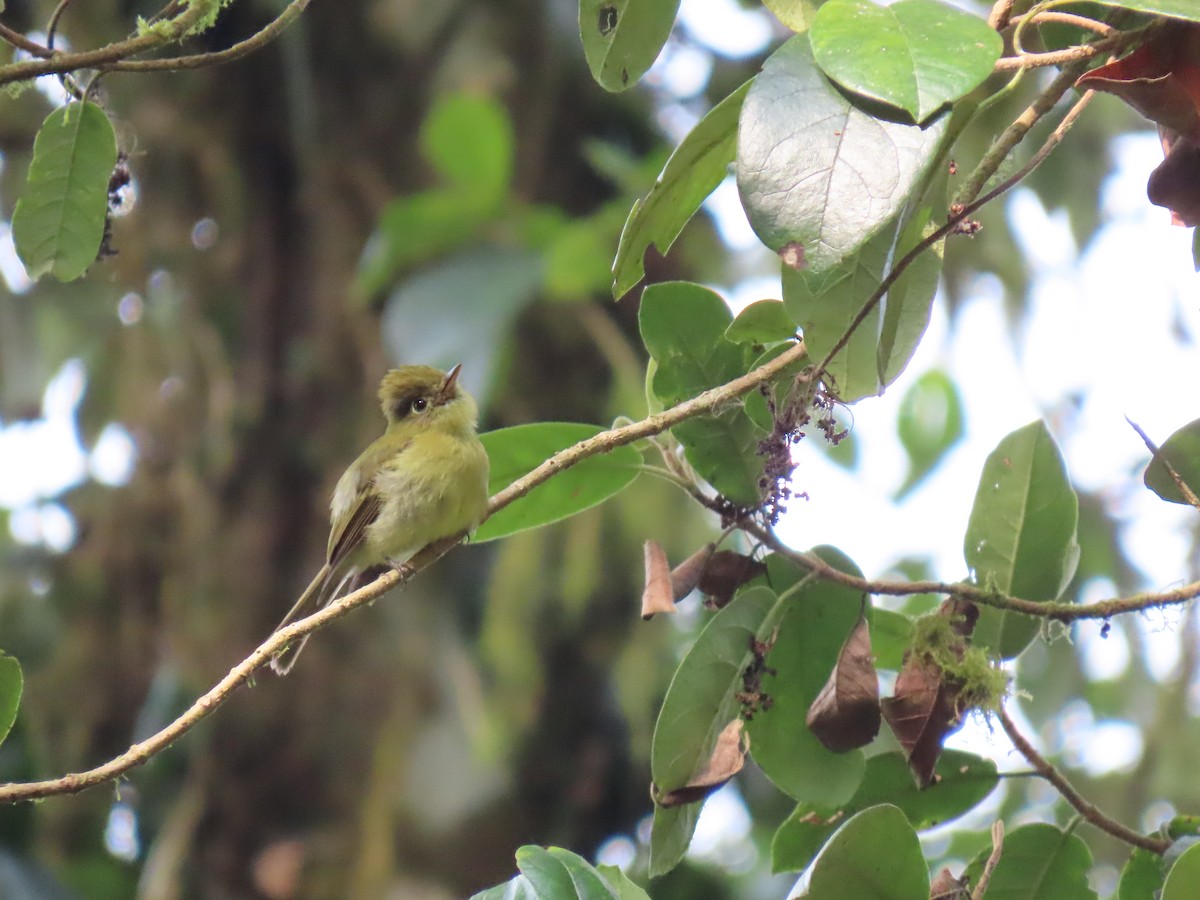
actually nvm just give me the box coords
[0,0,1198,898]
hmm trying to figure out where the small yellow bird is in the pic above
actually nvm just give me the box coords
[269,364,490,675]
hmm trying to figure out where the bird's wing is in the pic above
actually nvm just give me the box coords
[328,489,384,571]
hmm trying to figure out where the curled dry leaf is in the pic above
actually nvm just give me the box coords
[642,539,677,619]
[654,718,748,808]
[881,598,979,787]
[670,542,716,600]
[928,867,970,900]
[1076,23,1200,225]
[699,550,767,609]
[806,610,881,753]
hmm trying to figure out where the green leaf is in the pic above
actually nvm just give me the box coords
[963,421,1079,658]
[1193,227,1200,272]
[356,190,484,298]
[725,299,798,345]
[421,93,514,207]
[1120,847,1166,900]
[763,0,821,31]
[0,653,21,747]
[470,846,649,899]
[1164,843,1200,900]
[1144,417,1200,505]
[876,168,947,386]
[639,282,765,504]
[579,0,681,92]
[737,34,945,274]
[746,547,868,804]
[640,282,753,405]
[12,101,118,282]
[772,749,997,874]
[871,608,914,671]
[964,823,1097,900]
[613,81,751,298]
[672,411,764,505]
[797,805,928,899]
[810,0,1002,123]
[649,586,782,876]
[1090,0,1200,21]
[895,370,963,499]
[475,423,642,542]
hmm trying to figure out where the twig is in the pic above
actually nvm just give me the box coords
[0,340,809,804]
[997,708,1169,853]
[988,0,1014,30]
[954,60,1091,207]
[993,31,1133,72]
[970,821,1005,900]
[740,518,1200,623]
[815,80,1095,379]
[1009,11,1115,35]
[1126,417,1200,511]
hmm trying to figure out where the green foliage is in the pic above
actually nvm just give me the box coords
[1163,842,1200,900]
[1090,0,1200,20]
[473,845,650,899]
[1143,416,1200,505]
[737,35,945,274]
[745,546,869,804]
[612,80,750,297]
[772,750,998,874]
[963,421,1080,658]
[648,586,779,875]
[578,0,680,92]
[475,423,642,542]
[797,805,929,899]
[810,0,1002,124]
[12,102,118,282]
[896,369,964,498]
[0,654,21,748]
[724,299,798,345]
[963,823,1097,899]
[639,282,768,503]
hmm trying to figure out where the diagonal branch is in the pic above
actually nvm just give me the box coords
[998,707,1169,853]
[0,340,809,804]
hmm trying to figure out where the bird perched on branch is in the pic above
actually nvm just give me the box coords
[269,364,490,675]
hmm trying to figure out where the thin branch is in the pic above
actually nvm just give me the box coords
[0,340,809,804]
[816,77,1099,381]
[954,59,1091,207]
[1126,417,1200,511]
[0,0,303,86]
[993,30,1133,72]
[107,0,313,73]
[988,0,1014,30]
[741,519,1200,623]
[997,708,1170,853]
[1010,10,1115,35]
[0,23,54,57]
[970,821,1005,900]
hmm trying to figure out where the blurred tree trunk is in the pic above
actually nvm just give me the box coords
[0,0,701,896]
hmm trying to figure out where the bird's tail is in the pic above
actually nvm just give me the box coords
[268,564,339,676]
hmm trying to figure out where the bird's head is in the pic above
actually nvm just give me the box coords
[378,364,478,433]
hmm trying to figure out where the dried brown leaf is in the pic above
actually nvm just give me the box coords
[654,719,748,808]
[699,550,767,610]
[670,542,716,600]
[881,598,977,787]
[641,540,677,619]
[806,611,881,752]
[929,867,970,900]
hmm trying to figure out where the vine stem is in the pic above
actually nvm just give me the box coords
[0,0,313,85]
[997,708,1170,853]
[0,341,809,803]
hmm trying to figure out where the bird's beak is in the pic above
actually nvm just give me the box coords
[439,363,463,401]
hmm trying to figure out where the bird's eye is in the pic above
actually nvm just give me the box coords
[411,397,428,414]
